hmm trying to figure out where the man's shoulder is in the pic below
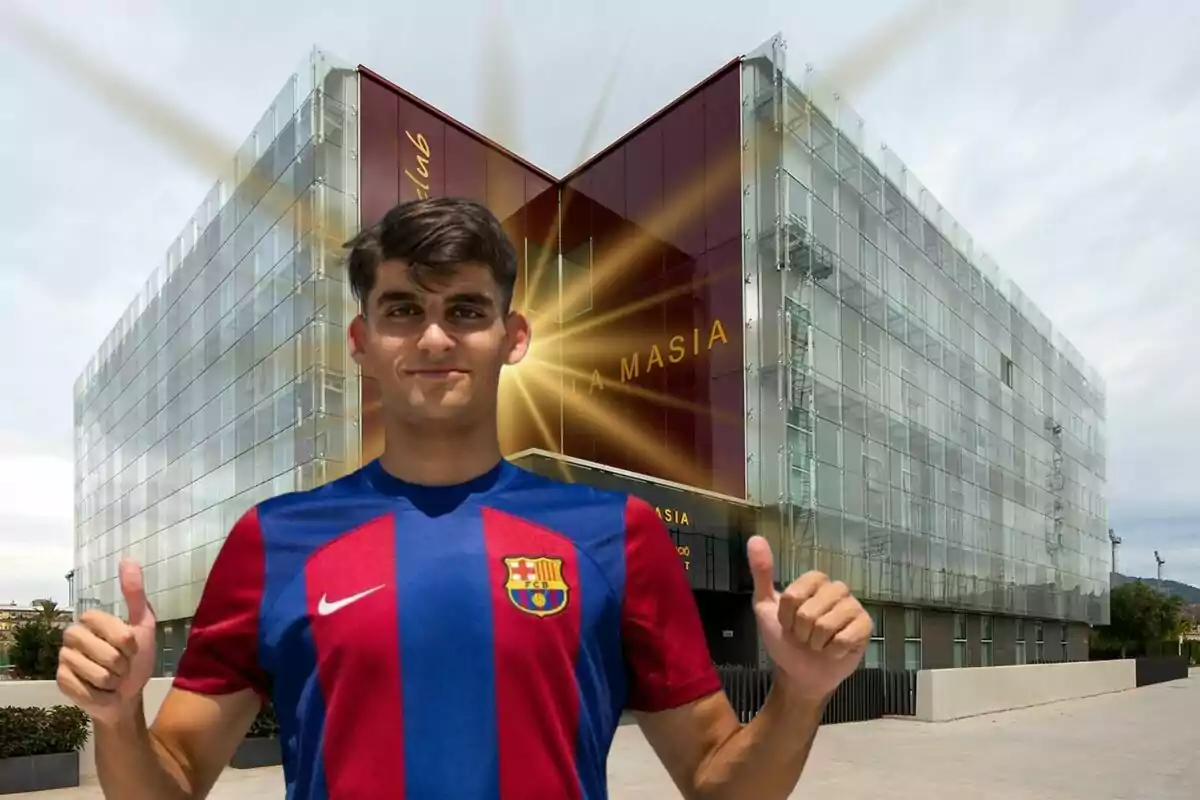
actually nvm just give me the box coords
[250,464,394,534]
[492,465,668,550]
[501,465,633,516]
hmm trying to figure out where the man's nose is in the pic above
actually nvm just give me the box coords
[416,322,455,354]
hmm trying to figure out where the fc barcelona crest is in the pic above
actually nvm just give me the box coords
[503,557,569,618]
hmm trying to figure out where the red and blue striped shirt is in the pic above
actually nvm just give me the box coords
[173,458,720,799]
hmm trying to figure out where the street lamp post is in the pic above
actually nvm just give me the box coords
[64,569,75,611]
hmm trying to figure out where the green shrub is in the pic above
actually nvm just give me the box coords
[246,703,279,739]
[9,619,63,680]
[0,705,90,759]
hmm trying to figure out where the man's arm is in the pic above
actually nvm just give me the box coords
[635,683,824,800]
[93,688,260,800]
[620,498,863,799]
[96,507,272,800]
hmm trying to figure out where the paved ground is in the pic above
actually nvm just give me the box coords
[27,672,1199,799]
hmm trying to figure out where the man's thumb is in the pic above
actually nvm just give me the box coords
[119,558,153,627]
[746,535,777,604]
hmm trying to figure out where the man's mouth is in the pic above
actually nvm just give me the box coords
[405,369,468,378]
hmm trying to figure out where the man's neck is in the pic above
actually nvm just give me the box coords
[378,420,503,487]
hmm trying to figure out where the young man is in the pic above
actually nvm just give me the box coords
[57,197,872,799]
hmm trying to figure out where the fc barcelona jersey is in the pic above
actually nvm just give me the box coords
[172,459,721,799]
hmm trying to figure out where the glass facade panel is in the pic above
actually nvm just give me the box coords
[741,37,1108,625]
[864,605,885,669]
[903,609,922,670]
[73,50,361,624]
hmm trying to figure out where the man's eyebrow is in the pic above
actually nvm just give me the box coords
[372,290,496,309]
[445,292,495,308]
[374,290,420,306]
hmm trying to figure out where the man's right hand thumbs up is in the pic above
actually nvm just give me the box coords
[57,558,158,728]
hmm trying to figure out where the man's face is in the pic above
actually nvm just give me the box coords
[350,259,529,425]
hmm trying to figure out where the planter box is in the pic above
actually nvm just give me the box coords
[230,737,282,770]
[0,751,80,795]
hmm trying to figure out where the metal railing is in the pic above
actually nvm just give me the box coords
[718,666,916,725]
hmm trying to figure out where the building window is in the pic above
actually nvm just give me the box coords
[953,613,968,667]
[980,615,994,666]
[1035,620,1045,662]
[1000,354,1014,388]
[865,606,885,668]
[1061,625,1070,661]
[161,623,176,678]
[904,608,922,670]
[1015,619,1027,665]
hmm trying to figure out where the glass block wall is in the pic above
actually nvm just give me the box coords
[740,35,1109,625]
[72,49,362,636]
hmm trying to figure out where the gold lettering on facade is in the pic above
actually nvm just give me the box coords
[657,507,691,526]
[668,335,686,363]
[676,544,691,570]
[574,318,730,395]
[620,355,639,384]
[646,346,665,372]
[403,130,431,199]
[708,318,728,349]
[614,319,729,386]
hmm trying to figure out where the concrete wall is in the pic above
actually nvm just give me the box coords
[0,677,174,783]
[914,660,1137,722]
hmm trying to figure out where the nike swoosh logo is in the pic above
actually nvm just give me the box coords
[317,584,387,616]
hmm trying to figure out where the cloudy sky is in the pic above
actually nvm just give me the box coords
[0,0,1196,606]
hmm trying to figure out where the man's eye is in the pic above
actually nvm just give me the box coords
[450,307,485,320]
[386,306,421,317]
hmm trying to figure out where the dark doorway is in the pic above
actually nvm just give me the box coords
[694,590,757,666]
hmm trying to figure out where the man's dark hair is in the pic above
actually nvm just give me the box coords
[344,197,518,311]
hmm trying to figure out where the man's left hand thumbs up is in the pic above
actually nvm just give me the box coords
[746,535,873,701]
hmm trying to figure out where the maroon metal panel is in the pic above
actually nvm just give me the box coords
[704,69,742,250]
[358,76,399,227]
[442,125,489,203]
[554,62,745,497]
[357,66,557,184]
[659,91,706,259]
[624,125,662,237]
[485,149,528,227]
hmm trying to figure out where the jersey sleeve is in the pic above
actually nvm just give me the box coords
[173,506,271,701]
[621,495,722,713]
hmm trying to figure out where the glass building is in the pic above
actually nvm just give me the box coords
[72,50,363,671]
[739,37,1107,669]
[73,35,1107,675]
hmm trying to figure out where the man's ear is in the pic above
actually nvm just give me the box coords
[504,311,531,366]
[349,314,369,372]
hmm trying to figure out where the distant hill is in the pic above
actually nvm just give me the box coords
[1112,572,1200,604]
